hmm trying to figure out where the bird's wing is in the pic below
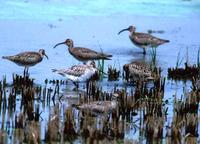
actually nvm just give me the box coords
[73,47,100,59]
[13,52,41,64]
[127,62,151,76]
[134,33,166,45]
[56,65,87,77]
[73,47,111,60]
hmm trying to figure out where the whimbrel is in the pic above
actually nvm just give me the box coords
[118,26,169,54]
[2,49,48,75]
[53,39,112,62]
[52,61,98,88]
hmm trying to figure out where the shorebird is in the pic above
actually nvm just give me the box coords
[52,61,98,88]
[74,100,117,115]
[118,26,169,54]
[53,39,112,62]
[2,49,48,75]
[123,61,154,81]
[73,93,119,115]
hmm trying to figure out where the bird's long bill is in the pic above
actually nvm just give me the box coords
[45,54,49,59]
[118,28,129,35]
[53,42,65,48]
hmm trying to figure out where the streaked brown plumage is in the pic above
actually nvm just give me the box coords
[2,49,48,75]
[118,26,169,54]
[53,39,112,62]
[123,61,154,81]
[74,100,117,114]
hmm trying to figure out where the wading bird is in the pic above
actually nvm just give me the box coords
[52,61,98,88]
[53,39,112,62]
[118,26,169,54]
[73,92,119,115]
[123,61,154,81]
[2,49,48,75]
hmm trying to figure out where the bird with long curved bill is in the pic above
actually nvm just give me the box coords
[53,38,112,62]
[118,25,169,54]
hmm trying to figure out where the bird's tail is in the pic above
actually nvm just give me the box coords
[101,54,112,60]
[52,69,58,73]
[52,69,61,74]
[52,69,65,76]
[164,39,170,43]
[159,39,169,45]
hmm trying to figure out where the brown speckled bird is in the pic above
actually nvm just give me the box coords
[74,100,117,114]
[2,49,48,75]
[123,61,154,81]
[118,25,169,54]
[53,39,112,62]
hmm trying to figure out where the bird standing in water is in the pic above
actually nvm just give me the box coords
[123,61,154,81]
[2,49,48,75]
[52,61,98,88]
[118,25,169,54]
[53,38,112,62]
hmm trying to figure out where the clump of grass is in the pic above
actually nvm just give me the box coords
[96,40,109,80]
[15,113,24,129]
[24,121,40,144]
[98,59,105,80]
[63,108,77,141]
[128,75,166,143]
[12,74,34,87]
[168,48,200,80]
[168,63,199,80]
[175,49,184,69]
[107,66,120,81]
[45,104,60,142]
[0,130,8,144]
[166,89,199,143]
[150,47,157,69]
[144,115,164,142]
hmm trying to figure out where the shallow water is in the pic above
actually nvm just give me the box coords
[0,0,200,143]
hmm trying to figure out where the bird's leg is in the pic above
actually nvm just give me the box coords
[86,80,90,94]
[26,67,29,76]
[143,48,146,55]
[73,82,79,91]
[24,67,26,77]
